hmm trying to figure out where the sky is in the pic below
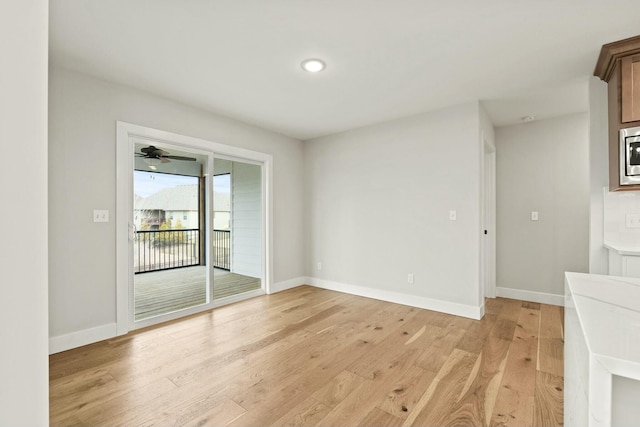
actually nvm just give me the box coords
[134,171,230,198]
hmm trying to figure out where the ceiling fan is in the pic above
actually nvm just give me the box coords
[136,145,197,169]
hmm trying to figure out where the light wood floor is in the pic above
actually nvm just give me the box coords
[50,286,564,427]
[134,266,261,320]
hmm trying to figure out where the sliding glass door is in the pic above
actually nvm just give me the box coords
[116,122,272,334]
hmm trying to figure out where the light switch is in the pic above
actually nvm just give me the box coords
[449,210,457,221]
[531,211,539,221]
[93,210,109,223]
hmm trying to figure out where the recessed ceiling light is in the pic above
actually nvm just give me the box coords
[301,58,326,73]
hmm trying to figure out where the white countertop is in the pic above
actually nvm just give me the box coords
[565,272,640,380]
[604,233,640,255]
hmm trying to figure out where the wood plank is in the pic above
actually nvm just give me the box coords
[537,338,564,377]
[534,371,564,427]
[181,398,246,427]
[375,365,436,419]
[538,304,564,376]
[491,318,517,341]
[358,407,403,427]
[456,314,497,354]
[270,397,332,427]
[414,323,466,373]
[522,301,541,310]
[311,379,381,426]
[498,298,522,322]
[312,370,366,407]
[485,297,504,316]
[443,337,512,426]
[539,304,564,339]
[402,349,478,427]
[490,308,540,427]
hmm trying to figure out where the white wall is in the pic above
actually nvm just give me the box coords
[588,77,610,274]
[49,66,305,340]
[496,113,590,302]
[304,102,483,316]
[604,190,640,246]
[231,161,263,278]
[0,1,49,425]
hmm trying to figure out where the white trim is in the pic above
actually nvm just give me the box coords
[264,158,274,294]
[495,286,564,306]
[212,288,265,307]
[115,122,132,336]
[269,276,307,294]
[307,277,482,320]
[49,323,117,355]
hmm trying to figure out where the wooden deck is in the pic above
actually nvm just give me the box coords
[134,266,261,320]
[50,288,564,427]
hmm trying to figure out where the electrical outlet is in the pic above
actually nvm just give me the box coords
[93,210,109,223]
[407,273,414,284]
[626,213,640,228]
[317,262,322,270]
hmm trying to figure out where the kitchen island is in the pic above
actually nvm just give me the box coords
[564,272,640,427]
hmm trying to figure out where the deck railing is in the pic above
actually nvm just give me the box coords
[134,229,231,273]
[212,229,231,270]
[134,229,200,273]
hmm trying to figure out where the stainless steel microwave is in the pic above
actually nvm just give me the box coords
[620,126,640,186]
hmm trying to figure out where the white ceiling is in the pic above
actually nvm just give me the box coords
[49,0,640,140]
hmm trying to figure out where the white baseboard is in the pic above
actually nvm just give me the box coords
[495,287,564,306]
[49,323,117,355]
[307,277,482,320]
[268,276,307,294]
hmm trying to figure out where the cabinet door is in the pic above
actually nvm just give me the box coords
[621,54,640,123]
[623,255,640,278]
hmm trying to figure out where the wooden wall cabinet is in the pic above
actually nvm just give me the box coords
[595,35,640,191]
[621,54,640,123]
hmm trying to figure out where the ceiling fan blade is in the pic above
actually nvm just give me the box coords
[140,145,168,156]
[140,145,156,154]
[164,155,197,161]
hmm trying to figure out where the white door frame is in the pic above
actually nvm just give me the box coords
[482,137,497,299]
[116,122,273,335]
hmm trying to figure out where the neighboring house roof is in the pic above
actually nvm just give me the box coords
[134,193,145,207]
[135,184,230,211]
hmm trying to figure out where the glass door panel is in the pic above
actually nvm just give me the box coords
[132,142,210,322]
[212,158,262,300]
